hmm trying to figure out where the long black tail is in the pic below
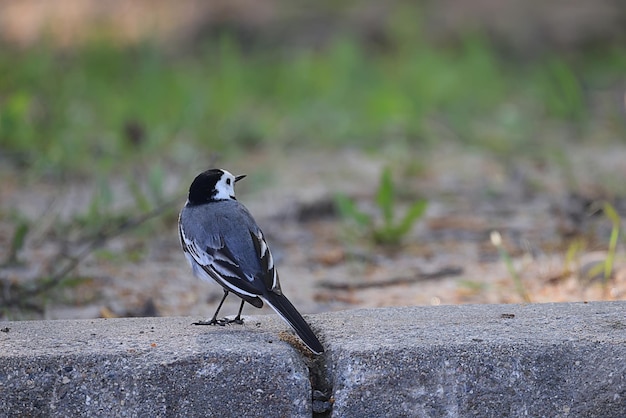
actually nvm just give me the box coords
[262,292,324,354]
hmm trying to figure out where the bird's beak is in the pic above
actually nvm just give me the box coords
[235,174,247,183]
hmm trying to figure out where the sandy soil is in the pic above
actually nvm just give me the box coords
[2,144,626,321]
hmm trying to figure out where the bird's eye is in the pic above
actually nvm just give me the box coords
[226,178,231,185]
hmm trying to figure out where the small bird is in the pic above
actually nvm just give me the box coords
[178,169,324,354]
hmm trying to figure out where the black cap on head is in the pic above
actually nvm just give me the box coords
[187,169,224,205]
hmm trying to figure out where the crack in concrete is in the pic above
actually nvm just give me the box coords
[306,350,333,417]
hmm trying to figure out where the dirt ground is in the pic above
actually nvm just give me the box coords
[2,144,626,321]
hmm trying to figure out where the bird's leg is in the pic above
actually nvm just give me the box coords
[228,300,245,325]
[193,290,229,326]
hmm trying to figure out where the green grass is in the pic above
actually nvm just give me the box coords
[336,167,428,246]
[1,31,625,176]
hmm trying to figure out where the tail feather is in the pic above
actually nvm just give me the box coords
[262,292,324,354]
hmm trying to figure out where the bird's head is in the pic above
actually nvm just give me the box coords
[187,169,246,205]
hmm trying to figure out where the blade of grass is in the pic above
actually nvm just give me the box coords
[491,230,531,303]
[335,194,371,228]
[3,221,29,265]
[603,201,620,294]
[396,199,428,236]
[376,167,394,227]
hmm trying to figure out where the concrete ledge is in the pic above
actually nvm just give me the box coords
[1,302,625,417]
[322,302,626,417]
[0,317,313,417]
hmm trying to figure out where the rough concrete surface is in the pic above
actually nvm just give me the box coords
[0,316,313,417]
[1,302,625,417]
[318,302,626,418]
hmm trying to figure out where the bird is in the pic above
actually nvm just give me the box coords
[178,168,324,354]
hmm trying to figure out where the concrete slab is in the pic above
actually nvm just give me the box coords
[318,302,626,417]
[0,316,313,417]
[1,302,625,417]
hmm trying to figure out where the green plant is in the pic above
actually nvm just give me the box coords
[564,237,585,275]
[535,57,585,121]
[2,220,29,266]
[490,230,531,303]
[336,167,427,246]
[601,201,621,293]
[581,201,622,286]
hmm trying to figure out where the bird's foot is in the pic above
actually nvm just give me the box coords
[193,317,243,326]
[193,318,228,326]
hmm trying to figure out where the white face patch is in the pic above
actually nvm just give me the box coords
[213,170,237,200]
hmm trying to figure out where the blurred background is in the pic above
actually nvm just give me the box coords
[1,0,625,320]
